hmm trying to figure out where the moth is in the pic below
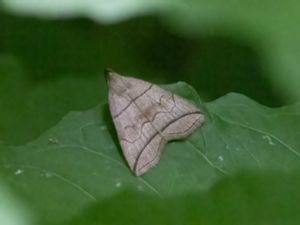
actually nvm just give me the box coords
[106,69,205,176]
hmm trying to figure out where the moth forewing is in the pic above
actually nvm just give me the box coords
[106,70,204,176]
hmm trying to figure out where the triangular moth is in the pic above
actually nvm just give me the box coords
[106,70,205,176]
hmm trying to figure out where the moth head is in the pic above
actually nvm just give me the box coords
[105,69,129,95]
[104,68,118,84]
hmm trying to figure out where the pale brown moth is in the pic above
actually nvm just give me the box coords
[106,69,205,176]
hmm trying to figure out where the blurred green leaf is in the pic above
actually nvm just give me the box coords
[0,179,33,225]
[2,0,300,101]
[1,0,170,23]
[66,171,300,225]
[171,0,300,102]
[0,82,299,224]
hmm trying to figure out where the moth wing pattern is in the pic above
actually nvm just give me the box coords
[107,70,204,176]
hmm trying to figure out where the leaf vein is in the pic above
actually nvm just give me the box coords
[10,164,97,201]
[216,115,300,158]
[186,140,228,175]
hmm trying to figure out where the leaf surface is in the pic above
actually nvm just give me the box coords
[1,82,299,224]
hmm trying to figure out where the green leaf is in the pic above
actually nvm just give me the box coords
[0,82,299,224]
[0,179,33,225]
[171,0,300,102]
[66,171,300,225]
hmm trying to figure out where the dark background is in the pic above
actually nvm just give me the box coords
[0,10,286,145]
